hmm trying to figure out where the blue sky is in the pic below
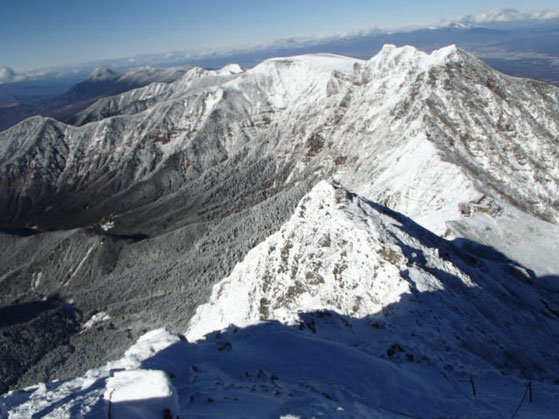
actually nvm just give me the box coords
[1,0,558,70]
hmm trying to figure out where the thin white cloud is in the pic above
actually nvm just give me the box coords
[0,67,16,84]
[6,7,559,83]
[460,8,559,24]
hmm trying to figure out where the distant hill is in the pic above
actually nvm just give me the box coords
[0,66,191,132]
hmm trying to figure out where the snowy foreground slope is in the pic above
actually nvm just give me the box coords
[3,182,559,418]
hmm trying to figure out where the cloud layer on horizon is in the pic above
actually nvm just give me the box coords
[459,7,559,24]
[0,67,16,84]
[6,7,559,84]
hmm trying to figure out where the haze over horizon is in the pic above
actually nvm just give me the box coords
[2,1,559,72]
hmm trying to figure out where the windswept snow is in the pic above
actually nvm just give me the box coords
[105,370,179,418]
[213,63,245,75]
[258,53,364,75]
[237,53,362,109]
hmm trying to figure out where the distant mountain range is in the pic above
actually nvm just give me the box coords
[1,15,558,134]
[0,66,192,132]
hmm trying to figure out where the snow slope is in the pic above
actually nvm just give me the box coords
[3,182,559,418]
[1,44,558,394]
[1,45,556,242]
[0,329,180,418]
[2,44,556,241]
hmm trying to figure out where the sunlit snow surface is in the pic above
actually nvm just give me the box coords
[186,181,464,341]
[1,44,558,417]
[2,44,556,271]
[3,182,559,418]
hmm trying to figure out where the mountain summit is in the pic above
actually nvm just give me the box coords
[87,66,119,81]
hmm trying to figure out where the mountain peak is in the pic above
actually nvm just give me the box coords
[215,63,244,75]
[370,44,466,70]
[87,66,118,81]
[254,53,363,76]
[185,180,462,341]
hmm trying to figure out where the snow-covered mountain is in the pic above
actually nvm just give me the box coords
[86,67,119,82]
[0,65,193,132]
[0,44,558,407]
[1,45,556,263]
[3,182,559,417]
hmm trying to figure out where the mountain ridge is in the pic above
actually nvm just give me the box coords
[0,65,194,132]
[1,44,556,232]
[0,44,557,398]
[3,181,559,417]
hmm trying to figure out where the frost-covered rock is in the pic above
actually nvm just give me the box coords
[187,180,463,341]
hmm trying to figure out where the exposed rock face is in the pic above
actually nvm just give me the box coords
[0,45,558,390]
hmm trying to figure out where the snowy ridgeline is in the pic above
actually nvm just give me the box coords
[3,182,559,418]
[1,43,557,237]
[1,43,558,417]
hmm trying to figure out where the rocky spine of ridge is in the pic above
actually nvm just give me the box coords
[186,181,559,383]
